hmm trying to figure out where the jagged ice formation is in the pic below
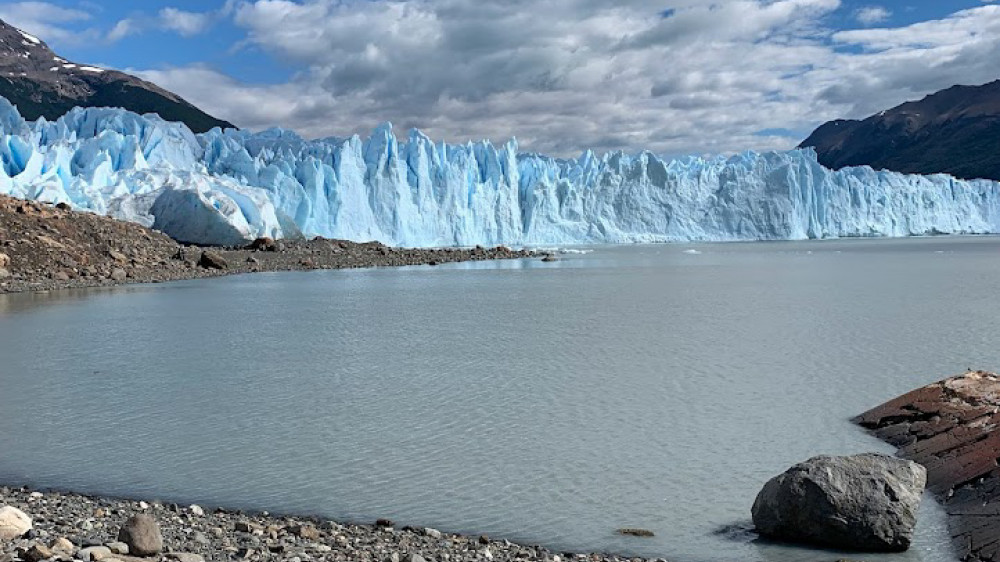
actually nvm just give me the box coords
[2,96,999,246]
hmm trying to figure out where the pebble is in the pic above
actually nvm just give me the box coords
[424,528,442,539]
[79,546,112,561]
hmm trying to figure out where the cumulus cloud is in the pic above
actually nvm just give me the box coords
[140,1,1000,157]
[854,6,891,26]
[0,1,97,45]
[158,8,213,37]
[108,7,216,43]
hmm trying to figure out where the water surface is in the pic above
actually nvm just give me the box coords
[3,238,998,562]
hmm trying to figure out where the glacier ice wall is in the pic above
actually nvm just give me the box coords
[2,96,1000,247]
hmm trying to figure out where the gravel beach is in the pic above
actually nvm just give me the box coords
[0,487,665,562]
[0,195,539,295]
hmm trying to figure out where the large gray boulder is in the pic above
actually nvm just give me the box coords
[117,514,163,556]
[752,453,926,552]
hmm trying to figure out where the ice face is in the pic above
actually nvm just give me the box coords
[1,96,999,247]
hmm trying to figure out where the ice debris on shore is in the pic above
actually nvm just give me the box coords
[2,96,1000,247]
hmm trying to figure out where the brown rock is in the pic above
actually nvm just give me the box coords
[617,528,654,537]
[165,554,204,562]
[0,252,9,268]
[857,370,1000,561]
[248,237,276,252]
[198,251,228,270]
[287,524,320,540]
[110,268,128,281]
[50,537,75,554]
[117,514,163,557]
[24,544,52,562]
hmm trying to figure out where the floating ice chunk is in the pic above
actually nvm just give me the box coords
[682,249,702,255]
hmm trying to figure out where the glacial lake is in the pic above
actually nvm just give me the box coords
[4,237,1000,562]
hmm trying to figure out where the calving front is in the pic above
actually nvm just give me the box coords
[2,97,999,246]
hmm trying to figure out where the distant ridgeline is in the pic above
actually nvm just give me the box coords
[801,80,1000,182]
[0,18,231,134]
[1,96,1000,247]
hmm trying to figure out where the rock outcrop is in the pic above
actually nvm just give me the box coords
[752,454,926,551]
[856,370,1000,561]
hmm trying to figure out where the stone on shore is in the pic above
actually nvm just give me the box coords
[165,553,204,562]
[198,251,228,270]
[0,506,32,540]
[117,515,163,557]
[79,546,113,561]
[50,537,74,554]
[248,237,277,252]
[752,453,925,552]
[23,543,51,562]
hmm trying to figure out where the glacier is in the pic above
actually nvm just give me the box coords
[2,95,1000,247]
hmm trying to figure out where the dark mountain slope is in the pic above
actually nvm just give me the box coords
[0,19,232,133]
[800,81,1000,181]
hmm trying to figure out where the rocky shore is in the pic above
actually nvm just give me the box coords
[0,195,538,295]
[856,370,1000,562]
[0,487,663,562]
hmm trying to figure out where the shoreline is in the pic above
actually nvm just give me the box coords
[0,195,539,296]
[0,485,666,562]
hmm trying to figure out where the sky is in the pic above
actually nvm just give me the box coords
[0,0,998,157]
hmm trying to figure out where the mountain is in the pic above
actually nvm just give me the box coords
[0,19,232,134]
[800,81,1000,181]
[1,97,1000,246]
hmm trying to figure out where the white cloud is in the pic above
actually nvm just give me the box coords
[854,6,892,26]
[106,18,138,42]
[107,7,216,43]
[136,1,1000,158]
[158,8,212,37]
[0,1,96,45]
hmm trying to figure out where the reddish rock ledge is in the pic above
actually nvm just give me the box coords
[855,370,1000,562]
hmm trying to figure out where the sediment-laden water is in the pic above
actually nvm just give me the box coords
[4,238,998,561]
